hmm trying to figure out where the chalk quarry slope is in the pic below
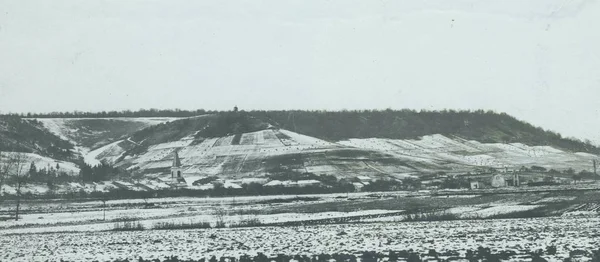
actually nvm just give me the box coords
[338,135,598,172]
[109,128,426,179]
[32,117,182,149]
[30,117,182,165]
[93,128,599,180]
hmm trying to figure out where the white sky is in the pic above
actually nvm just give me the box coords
[1,0,599,143]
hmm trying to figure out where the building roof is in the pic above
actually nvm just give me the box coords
[264,179,322,187]
[296,179,321,185]
[228,178,269,185]
[264,180,284,187]
[198,184,214,190]
[182,175,208,187]
[223,181,242,189]
[113,181,134,187]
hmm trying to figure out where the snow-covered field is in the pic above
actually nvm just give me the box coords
[1,189,599,261]
[0,191,415,230]
[1,216,598,262]
[0,209,402,235]
[3,190,598,233]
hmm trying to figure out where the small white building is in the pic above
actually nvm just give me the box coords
[470,181,483,190]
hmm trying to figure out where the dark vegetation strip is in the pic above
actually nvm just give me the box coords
[112,221,145,231]
[153,221,211,230]
[402,212,461,222]
[0,185,360,201]
[434,187,600,196]
[112,211,405,231]
[268,211,405,227]
[254,197,321,205]
[14,109,598,154]
[6,186,599,204]
[231,134,242,145]
[47,246,600,262]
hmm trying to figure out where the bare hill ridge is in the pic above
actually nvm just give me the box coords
[74,111,599,179]
[3,110,599,179]
[0,116,74,161]
[251,110,599,154]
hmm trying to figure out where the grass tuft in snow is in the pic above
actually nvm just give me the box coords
[230,218,263,228]
[112,221,145,231]
[403,211,461,222]
[214,220,227,228]
[153,221,211,230]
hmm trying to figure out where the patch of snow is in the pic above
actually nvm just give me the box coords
[84,139,125,166]
[469,205,540,218]
[0,152,79,175]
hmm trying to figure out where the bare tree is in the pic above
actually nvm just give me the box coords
[0,150,15,198]
[0,150,4,195]
[12,153,28,221]
[0,151,28,220]
[214,205,227,228]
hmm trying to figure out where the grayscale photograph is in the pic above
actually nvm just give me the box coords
[1,0,599,261]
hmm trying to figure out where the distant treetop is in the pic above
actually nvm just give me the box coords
[2,108,213,118]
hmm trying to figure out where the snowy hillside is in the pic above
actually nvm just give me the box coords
[0,116,74,161]
[8,112,599,180]
[111,129,418,179]
[338,135,599,171]
[0,152,80,176]
[29,117,182,166]
[89,126,600,180]
[32,117,181,149]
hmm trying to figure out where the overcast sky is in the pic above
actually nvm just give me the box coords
[1,0,599,143]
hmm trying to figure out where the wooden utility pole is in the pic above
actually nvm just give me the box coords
[594,160,597,176]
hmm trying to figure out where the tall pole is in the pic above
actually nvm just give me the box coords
[102,199,106,221]
[15,179,21,221]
